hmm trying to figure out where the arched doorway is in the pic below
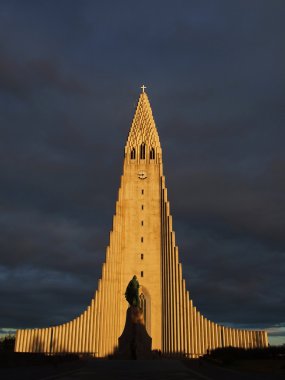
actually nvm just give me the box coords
[139,286,151,335]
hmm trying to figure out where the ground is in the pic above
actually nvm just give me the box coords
[1,357,285,380]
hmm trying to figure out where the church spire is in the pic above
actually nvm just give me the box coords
[125,88,161,161]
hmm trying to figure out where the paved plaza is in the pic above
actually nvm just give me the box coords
[1,358,284,380]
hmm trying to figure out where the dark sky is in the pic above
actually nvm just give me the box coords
[0,1,284,344]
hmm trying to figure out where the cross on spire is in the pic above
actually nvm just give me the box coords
[141,84,147,93]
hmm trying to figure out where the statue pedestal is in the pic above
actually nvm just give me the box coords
[117,306,152,359]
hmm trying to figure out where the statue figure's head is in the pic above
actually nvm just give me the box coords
[133,275,137,280]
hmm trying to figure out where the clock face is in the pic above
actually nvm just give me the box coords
[138,170,147,179]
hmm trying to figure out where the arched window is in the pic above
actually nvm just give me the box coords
[150,147,155,159]
[131,148,136,159]
[139,293,147,324]
[140,143,146,159]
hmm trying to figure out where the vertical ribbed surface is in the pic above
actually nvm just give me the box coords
[15,91,268,356]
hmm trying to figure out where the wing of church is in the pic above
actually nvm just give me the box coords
[14,89,268,357]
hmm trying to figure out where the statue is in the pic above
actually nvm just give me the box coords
[118,276,152,359]
[125,275,140,307]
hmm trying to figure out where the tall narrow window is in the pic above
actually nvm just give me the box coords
[150,147,155,159]
[141,237,144,243]
[141,254,144,260]
[140,143,146,159]
[141,205,144,210]
[139,293,146,323]
[141,220,144,226]
[141,189,144,195]
[141,271,144,277]
[131,148,136,160]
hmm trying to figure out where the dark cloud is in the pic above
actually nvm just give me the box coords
[0,55,91,99]
[0,0,284,344]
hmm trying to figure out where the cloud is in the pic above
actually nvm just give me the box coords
[0,0,284,342]
[0,55,91,99]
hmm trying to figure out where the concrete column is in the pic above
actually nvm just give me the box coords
[254,331,258,348]
[40,328,46,352]
[162,198,168,352]
[213,323,219,349]
[19,329,25,352]
[182,280,188,355]
[15,330,20,352]
[97,284,103,357]
[19,329,24,352]
[264,331,269,347]
[192,305,197,357]
[256,331,260,348]
[247,330,252,348]
[72,320,78,353]
[109,246,116,354]
[226,328,230,347]
[103,254,109,356]
[58,325,63,353]
[177,262,182,355]
[174,245,180,353]
[54,327,60,353]
[185,295,190,357]
[231,328,235,347]
[101,266,107,357]
[208,321,212,351]
[78,317,83,353]
[207,320,211,351]
[107,251,113,355]
[196,311,201,356]
[230,328,234,347]
[69,321,74,353]
[221,326,225,348]
[62,322,70,352]
[254,330,258,348]
[69,322,74,352]
[36,329,41,352]
[85,307,90,354]
[199,314,203,356]
[218,324,222,348]
[94,290,101,357]
[21,329,26,352]
[167,214,174,353]
[81,312,86,353]
[62,324,66,353]
[92,296,98,356]
[79,315,84,353]
[235,329,239,347]
[201,316,206,354]
[245,330,249,348]
[43,328,48,354]
[239,330,243,348]
[41,328,46,353]
[74,318,79,353]
[222,327,226,347]
[169,234,176,352]
[242,330,246,348]
[25,330,30,352]
[226,328,230,346]
[30,329,36,352]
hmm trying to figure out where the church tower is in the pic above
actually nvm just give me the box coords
[15,88,268,357]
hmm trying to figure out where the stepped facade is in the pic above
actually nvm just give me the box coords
[15,90,268,357]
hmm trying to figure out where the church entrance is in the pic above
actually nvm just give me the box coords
[139,287,151,335]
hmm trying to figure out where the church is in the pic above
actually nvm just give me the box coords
[14,88,268,357]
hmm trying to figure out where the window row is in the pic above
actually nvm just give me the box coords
[130,145,155,160]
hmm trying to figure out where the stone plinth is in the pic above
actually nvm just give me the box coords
[117,306,152,359]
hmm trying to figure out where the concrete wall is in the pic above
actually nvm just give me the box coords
[14,92,268,357]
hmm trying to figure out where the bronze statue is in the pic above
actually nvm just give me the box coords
[125,275,140,307]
